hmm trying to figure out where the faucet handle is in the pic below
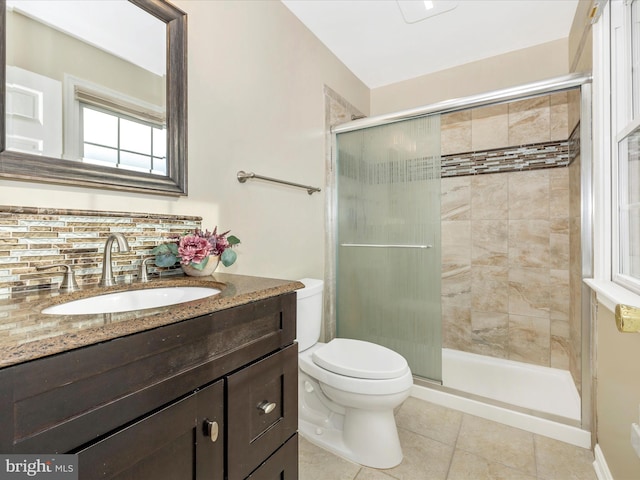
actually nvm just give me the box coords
[36,264,80,293]
[138,257,154,283]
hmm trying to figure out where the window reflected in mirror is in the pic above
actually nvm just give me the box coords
[5,0,167,176]
[82,105,167,175]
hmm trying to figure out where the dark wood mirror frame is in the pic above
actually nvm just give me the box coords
[0,0,188,196]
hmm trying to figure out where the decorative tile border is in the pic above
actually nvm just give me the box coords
[0,206,201,295]
[340,138,572,183]
[441,139,570,177]
[568,121,581,164]
[339,123,580,182]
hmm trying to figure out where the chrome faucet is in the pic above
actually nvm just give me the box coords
[137,257,154,283]
[36,264,80,293]
[99,233,130,287]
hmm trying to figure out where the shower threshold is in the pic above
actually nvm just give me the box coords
[410,349,590,448]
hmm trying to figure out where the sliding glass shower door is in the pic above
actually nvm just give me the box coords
[336,115,442,381]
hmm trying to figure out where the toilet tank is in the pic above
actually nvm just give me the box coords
[296,278,323,352]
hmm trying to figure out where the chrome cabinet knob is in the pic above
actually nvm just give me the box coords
[257,401,276,415]
[203,419,219,443]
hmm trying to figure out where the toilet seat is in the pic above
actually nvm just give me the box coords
[299,342,413,395]
[312,338,408,380]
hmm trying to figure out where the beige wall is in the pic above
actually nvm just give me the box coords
[0,0,369,281]
[596,305,640,479]
[568,0,595,74]
[370,39,570,116]
[7,10,164,106]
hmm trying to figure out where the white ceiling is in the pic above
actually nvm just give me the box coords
[281,0,581,88]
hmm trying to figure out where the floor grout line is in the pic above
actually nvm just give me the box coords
[442,410,466,479]
[300,397,596,480]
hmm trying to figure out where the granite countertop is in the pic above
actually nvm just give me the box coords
[0,273,304,369]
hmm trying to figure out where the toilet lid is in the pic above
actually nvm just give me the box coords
[311,338,409,380]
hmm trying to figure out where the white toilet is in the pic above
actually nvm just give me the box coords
[296,278,413,469]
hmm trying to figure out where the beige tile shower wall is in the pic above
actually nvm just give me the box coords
[569,136,582,391]
[442,93,569,155]
[441,93,574,370]
[568,89,581,138]
[567,88,583,391]
[442,169,571,368]
[0,206,201,295]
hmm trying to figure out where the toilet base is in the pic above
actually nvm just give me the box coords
[300,407,404,469]
[299,371,406,469]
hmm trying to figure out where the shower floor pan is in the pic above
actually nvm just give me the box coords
[441,348,581,421]
[411,348,590,448]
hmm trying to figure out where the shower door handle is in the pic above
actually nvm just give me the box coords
[340,243,433,249]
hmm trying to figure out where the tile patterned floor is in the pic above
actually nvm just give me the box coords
[299,397,597,480]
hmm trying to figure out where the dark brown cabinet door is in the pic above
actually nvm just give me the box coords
[76,380,224,480]
[196,380,225,480]
[227,344,298,480]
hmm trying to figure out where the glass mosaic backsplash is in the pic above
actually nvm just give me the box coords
[0,206,201,296]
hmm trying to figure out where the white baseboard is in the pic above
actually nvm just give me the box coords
[593,444,614,480]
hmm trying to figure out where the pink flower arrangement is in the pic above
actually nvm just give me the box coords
[153,227,241,270]
[177,235,212,265]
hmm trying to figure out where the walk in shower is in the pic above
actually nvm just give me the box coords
[329,74,592,445]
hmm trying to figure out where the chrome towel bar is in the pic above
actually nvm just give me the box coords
[340,243,433,249]
[237,170,321,195]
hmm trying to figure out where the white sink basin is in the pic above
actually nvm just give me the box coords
[42,286,221,315]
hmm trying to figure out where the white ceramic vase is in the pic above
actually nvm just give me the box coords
[181,255,220,277]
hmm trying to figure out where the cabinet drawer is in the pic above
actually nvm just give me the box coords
[245,433,299,479]
[227,344,298,480]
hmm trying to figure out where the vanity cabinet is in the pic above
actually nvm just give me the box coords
[0,292,299,480]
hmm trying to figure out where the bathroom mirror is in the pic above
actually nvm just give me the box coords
[0,0,188,196]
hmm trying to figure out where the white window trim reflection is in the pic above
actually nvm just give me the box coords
[63,74,165,173]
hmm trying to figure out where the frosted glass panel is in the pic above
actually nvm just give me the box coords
[336,116,442,381]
